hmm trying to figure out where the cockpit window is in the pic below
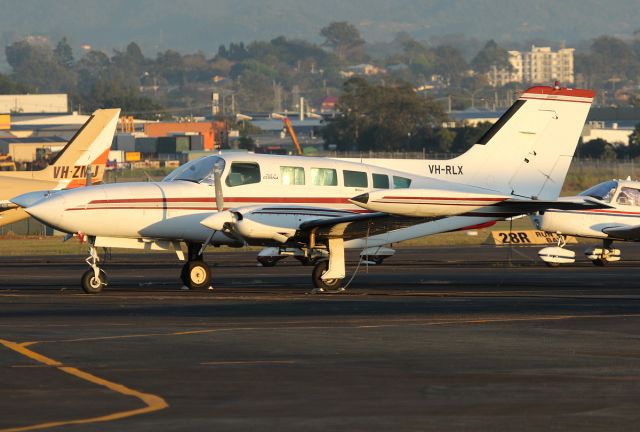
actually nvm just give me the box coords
[163,156,225,184]
[226,162,261,187]
[616,186,640,206]
[578,180,618,203]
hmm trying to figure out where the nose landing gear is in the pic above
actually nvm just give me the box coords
[81,238,107,294]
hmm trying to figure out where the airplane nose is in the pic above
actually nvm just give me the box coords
[10,190,56,208]
[12,192,66,229]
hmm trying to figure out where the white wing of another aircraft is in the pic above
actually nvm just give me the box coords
[12,86,596,293]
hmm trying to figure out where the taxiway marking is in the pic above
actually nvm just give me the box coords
[0,339,168,432]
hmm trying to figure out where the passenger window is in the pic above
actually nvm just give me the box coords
[617,187,640,206]
[280,166,305,185]
[310,168,337,186]
[225,162,261,187]
[372,173,390,189]
[343,170,368,188]
[393,176,412,189]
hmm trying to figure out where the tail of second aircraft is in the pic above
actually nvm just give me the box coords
[4,108,120,188]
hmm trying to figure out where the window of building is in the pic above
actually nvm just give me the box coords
[372,173,390,189]
[343,170,368,188]
[280,166,305,185]
[393,176,412,189]
[310,168,338,186]
[225,162,261,187]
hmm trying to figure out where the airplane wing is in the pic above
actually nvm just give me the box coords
[494,196,613,214]
[295,212,437,242]
[350,190,612,218]
[601,225,640,241]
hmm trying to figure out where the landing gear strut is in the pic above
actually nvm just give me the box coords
[180,242,211,290]
[81,237,107,294]
[311,238,345,292]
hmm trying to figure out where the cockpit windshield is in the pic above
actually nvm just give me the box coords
[578,180,618,202]
[163,156,225,184]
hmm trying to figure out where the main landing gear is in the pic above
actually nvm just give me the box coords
[585,239,621,266]
[310,238,346,293]
[81,238,107,294]
[538,236,622,267]
[180,242,212,290]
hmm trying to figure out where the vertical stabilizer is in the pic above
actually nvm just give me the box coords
[452,86,594,199]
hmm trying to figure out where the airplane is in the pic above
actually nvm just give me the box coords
[11,85,597,294]
[532,178,640,266]
[0,108,121,227]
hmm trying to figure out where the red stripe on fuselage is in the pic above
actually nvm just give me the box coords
[88,197,353,205]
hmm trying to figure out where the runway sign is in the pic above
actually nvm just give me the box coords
[486,230,577,246]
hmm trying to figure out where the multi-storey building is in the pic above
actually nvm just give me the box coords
[487,46,574,87]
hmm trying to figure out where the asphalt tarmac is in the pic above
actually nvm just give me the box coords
[2,245,640,431]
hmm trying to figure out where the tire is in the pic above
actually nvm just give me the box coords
[544,261,561,268]
[312,260,343,291]
[257,257,280,267]
[182,260,211,290]
[592,258,607,266]
[294,256,318,266]
[81,269,107,294]
[363,256,385,265]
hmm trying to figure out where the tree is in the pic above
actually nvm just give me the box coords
[54,37,74,68]
[6,40,76,93]
[471,40,511,74]
[630,123,640,147]
[322,77,448,151]
[320,21,365,61]
[432,45,468,86]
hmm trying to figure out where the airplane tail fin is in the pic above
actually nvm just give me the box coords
[35,108,120,188]
[452,86,595,200]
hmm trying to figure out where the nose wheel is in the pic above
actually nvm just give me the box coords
[81,268,108,294]
[81,239,107,294]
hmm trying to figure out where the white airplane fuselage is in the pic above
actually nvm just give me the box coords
[23,153,501,249]
[535,179,640,240]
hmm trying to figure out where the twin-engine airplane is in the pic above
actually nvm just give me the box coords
[533,178,640,266]
[0,108,120,227]
[12,86,598,294]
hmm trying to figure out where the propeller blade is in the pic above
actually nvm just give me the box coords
[213,160,224,212]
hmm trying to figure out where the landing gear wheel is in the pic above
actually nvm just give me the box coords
[363,256,385,265]
[181,260,211,290]
[312,260,343,291]
[544,261,561,268]
[592,258,608,266]
[81,269,107,294]
[257,257,279,267]
[295,256,319,266]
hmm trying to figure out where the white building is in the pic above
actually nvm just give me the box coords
[487,46,574,87]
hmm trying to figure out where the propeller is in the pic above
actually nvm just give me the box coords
[213,159,224,212]
[200,158,245,251]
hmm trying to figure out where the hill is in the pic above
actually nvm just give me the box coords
[1,0,638,57]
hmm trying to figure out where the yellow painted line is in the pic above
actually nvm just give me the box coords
[0,339,168,432]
